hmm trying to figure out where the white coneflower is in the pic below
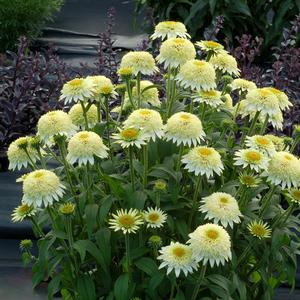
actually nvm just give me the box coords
[151,21,190,40]
[193,90,223,108]
[230,79,257,92]
[188,223,232,267]
[234,149,269,172]
[196,40,226,55]
[108,208,144,234]
[176,59,216,91]
[11,203,37,222]
[67,131,108,165]
[157,242,198,277]
[209,53,240,77]
[265,87,292,111]
[21,170,65,207]
[88,75,118,98]
[59,77,95,104]
[200,192,242,228]
[112,127,147,149]
[123,109,164,141]
[164,112,205,147]
[143,207,167,228]
[156,38,196,68]
[245,135,276,156]
[181,146,224,178]
[239,172,261,188]
[68,103,98,129]
[247,220,271,239]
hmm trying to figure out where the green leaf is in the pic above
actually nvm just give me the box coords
[148,273,164,298]
[95,227,111,266]
[99,195,113,224]
[77,274,96,300]
[135,257,158,276]
[61,289,73,300]
[85,204,99,238]
[47,275,61,300]
[114,274,129,300]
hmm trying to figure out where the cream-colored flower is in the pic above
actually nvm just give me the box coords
[263,151,300,188]
[196,40,226,55]
[239,172,261,187]
[176,60,216,91]
[157,38,196,68]
[67,131,108,165]
[59,77,95,104]
[193,90,222,108]
[7,137,39,170]
[157,242,197,277]
[68,103,98,129]
[260,110,283,131]
[265,87,292,111]
[245,135,276,156]
[248,220,271,239]
[21,170,65,207]
[143,207,167,228]
[241,88,280,118]
[37,110,76,143]
[123,80,161,110]
[11,203,36,222]
[223,94,233,110]
[108,208,144,234]
[200,192,242,228]
[87,75,117,98]
[151,21,190,40]
[289,188,300,205]
[123,109,164,141]
[231,79,257,92]
[164,112,205,147]
[234,149,269,172]
[209,53,240,77]
[112,127,147,149]
[188,223,232,267]
[264,135,285,151]
[182,146,224,178]
[120,51,158,75]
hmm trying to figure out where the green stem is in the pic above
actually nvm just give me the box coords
[260,115,269,135]
[24,148,37,170]
[80,101,89,130]
[143,144,148,188]
[191,264,207,300]
[97,100,101,123]
[247,111,260,136]
[155,192,161,207]
[236,239,255,268]
[136,72,141,108]
[129,147,135,190]
[37,148,46,169]
[169,283,175,300]
[188,176,202,228]
[104,96,112,157]
[125,234,131,274]
[273,203,295,228]
[290,135,300,153]
[31,217,45,238]
[176,144,184,171]
[259,185,277,217]
[125,78,136,110]
[117,94,125,123]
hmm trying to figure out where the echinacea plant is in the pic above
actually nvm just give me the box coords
[10,21,300,300]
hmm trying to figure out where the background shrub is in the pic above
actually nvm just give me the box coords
[0,0,63,52]
[135,0,300,58]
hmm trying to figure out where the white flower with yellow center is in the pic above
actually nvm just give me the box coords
[112,127,147,149]
[248,220,271,239]
[21,170,65,207]
[156,38,196,68]
[68,103,98,129]
[87,75,117,98]
[188,223,232,267]
[209,53,240,77]
[230,78,257,92]
[242,88,280,117]
[260,110,283,131]
[67,131,108,165]
[108,208,144,234]
[59,77,95,104]
[264,135,285,151]
[123,80,161,110]
[164,112,205,147]
[176,60,216,91]
[120,51,158,75]
[195,40,226,55]
[200,192,242,228]
[263,151,300,188]
[11,203,37,222]
[7,137,39,170]
[182,146,224,178]
[37,110,76,143]
[151,21,190,40]
[289,188,300,205]
[245,135,276,156]
[123,109,164,141]
[239,172,261,187]
[193,90,222,108]
[157,242,197,277]
[265,87,292,111]
[223,94,233,110]
[143,207,167,228]
[234,149,269,172]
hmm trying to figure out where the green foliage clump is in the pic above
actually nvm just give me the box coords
[0,0,63,52]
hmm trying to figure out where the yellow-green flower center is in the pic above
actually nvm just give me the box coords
[198,148,212,156]
[139,110,151,116]
[100,86,113,94]
[206,229,219,240]
[194,60,205,67]
[180,114,191,121]
[251,225,266,237]
[174,38,185,45]
[256,137,270,146]
[69,78,83,87]
[284,154,292,161]
[78,133,89,140]
[148,213,159,222]
[173,246,186,258]
[205,41,221,48]
[246,151,261,162]
[119,215,135,227]
[219,197,229,204]
[121,128,139,139]
[242,175,256,185]
[33,171,44,179]
[292,190,300,201]
[19,204,31,214]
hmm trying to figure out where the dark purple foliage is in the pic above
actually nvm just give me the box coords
[0,37,69,151]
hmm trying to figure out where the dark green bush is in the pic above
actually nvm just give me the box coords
[0,0,63,52]
[135,0,300,56]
